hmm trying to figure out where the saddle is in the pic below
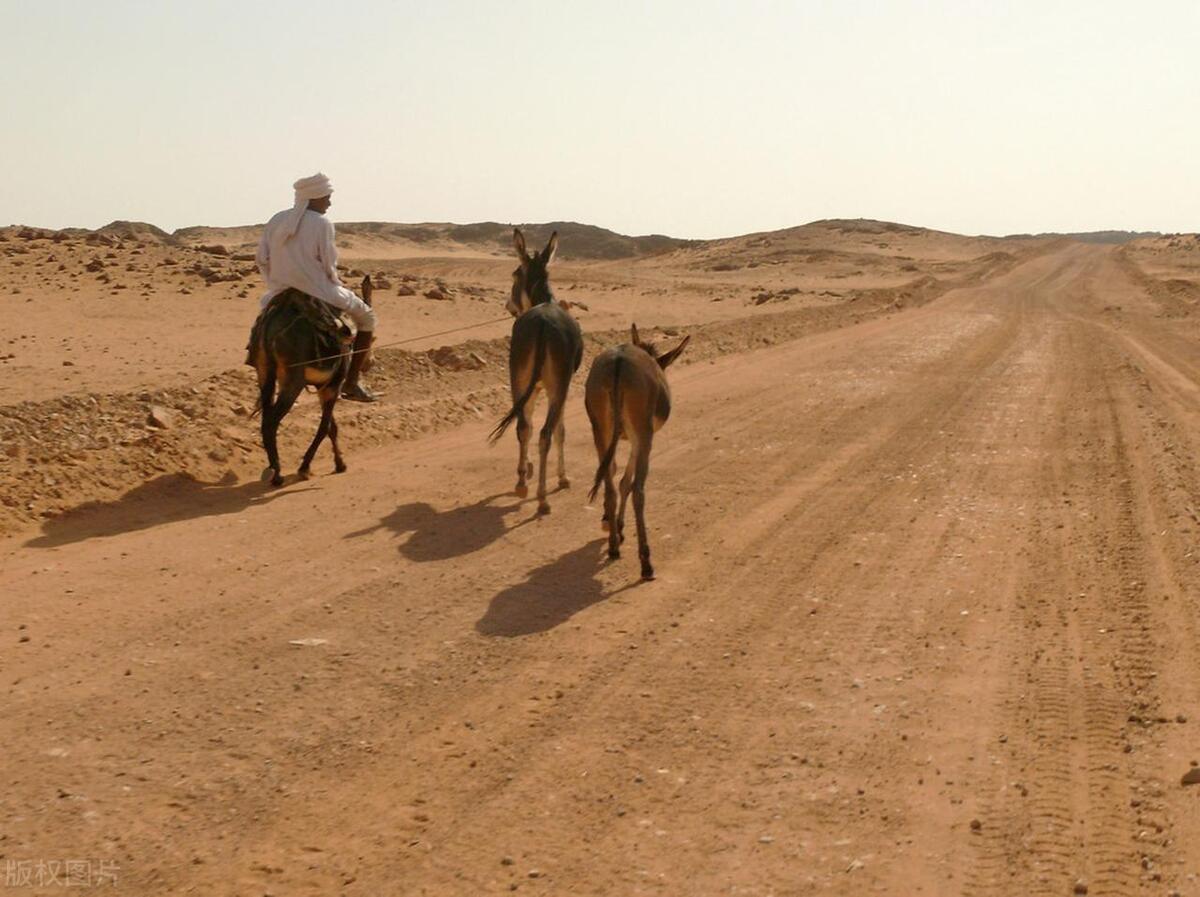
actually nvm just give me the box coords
[246,289,353,367]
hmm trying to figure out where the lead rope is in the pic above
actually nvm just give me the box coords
[286,315,512,367]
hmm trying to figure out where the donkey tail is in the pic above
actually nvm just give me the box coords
[588,356,623,502]
[488,317,547,445]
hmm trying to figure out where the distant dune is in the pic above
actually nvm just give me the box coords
[171,220,697,261]
[6,219,1188,263]
[1000,229,1164,244]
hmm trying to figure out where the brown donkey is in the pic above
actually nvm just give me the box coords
[489,229,583,514]
[250,276,374,486]
[585,324,690,579]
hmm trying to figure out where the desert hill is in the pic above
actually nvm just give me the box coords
[171,220,695,261]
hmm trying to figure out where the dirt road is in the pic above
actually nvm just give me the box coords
[3,244,1200,895]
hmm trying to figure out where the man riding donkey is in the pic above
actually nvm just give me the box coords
[250,173,378,402]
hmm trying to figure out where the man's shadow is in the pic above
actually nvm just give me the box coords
[344,492,530,562]
[25,471,306,548]
[476,539,641,637]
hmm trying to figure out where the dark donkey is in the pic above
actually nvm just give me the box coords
[489,229,583,514]
[250,276,374,486]
[585,324,689,580]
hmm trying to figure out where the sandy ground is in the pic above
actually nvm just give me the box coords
[2,226,1200,895]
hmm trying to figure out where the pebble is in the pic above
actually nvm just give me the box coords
[146,405,173,429]
[1181,768,1200,786]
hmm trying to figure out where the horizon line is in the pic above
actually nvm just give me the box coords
[1,217,1180,245]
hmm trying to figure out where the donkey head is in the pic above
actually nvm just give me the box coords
[631,323,690,370]
[507,228,559,317]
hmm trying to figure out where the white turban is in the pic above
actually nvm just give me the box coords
[282,172,334,240]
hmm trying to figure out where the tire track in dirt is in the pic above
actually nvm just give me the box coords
[6,245,1200,895]
[964,255,1200,897]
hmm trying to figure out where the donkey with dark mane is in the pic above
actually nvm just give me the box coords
[249,276,375,487]
[586,324,689,580]
[489,229,583,515]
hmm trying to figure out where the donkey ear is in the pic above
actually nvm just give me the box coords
[541,231,559,265]
[657,334,691,369]
[361,274,373,303]
[630,322,641,345]
[513,228,528,261]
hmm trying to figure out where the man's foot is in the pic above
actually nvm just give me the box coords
[341,329,376,402]
[341,381,377,403]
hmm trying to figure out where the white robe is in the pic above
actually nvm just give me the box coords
[256,209,375,331]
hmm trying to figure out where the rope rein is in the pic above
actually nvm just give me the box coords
[287,315,512,367]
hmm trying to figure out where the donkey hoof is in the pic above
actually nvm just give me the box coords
[270,473,285,488]
[297,468,312,481]
[537,503,551,516]
[640,567,656,581]
[334,461,347,474]
[608,548,621,560]
[514,483,529,498]
[558,477,571,489]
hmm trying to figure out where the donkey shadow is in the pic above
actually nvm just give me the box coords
[344,492,530,562]
[476,539,641,637]
[25,471,305,548]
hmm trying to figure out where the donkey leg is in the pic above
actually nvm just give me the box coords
[328,414,347,473]
[631,437,654,580]
[603,452,620,558]
[536,418,553,515]
[555,416,570,489]
[590,422,614,533]
[514,388,537,498]
[264,379,304,487]
[259,371,282,485]
[615,442,636,546]
[262,409,284,487]
[536,388,567,515]
[515,413,532,497]
[299,388,336,478]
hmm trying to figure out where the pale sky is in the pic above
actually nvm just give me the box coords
[2,1,1195,238]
